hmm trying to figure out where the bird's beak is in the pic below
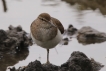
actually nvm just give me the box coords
[49,20,56,27]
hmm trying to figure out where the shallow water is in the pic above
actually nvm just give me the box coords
[0,0,106,71]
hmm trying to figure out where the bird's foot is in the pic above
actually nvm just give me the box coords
[47,60,50,64]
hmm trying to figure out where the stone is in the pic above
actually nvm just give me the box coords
[64,24,78,36]
[10,51,104,71]
[0,25,32,71]
[77,26,106,45]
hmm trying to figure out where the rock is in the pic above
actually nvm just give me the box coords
[0,30,8,44]
[0,25,32,71]
[43,63,59,71]
[63,38,69,41]
[8,67,16,71]
[64,24,78,36]
[68,24,73,28]
[77,26,106,45]
[67,24,77,32]
[10,51,104,71]
[25,60,44,71]
[61,0,106,15]
[90,58,104,71]
[62,38,69,45]
[63,41,68,45]
[0,25,33,52]
[63,51,93,71]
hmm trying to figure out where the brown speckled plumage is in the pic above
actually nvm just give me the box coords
[30,13,64,64]
[51,17,64,34]
[30,13,64,42]
[31,18,57,42]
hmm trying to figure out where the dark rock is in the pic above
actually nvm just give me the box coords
[63,38,69,41]
[77,26,106,45]
[90,58,104,71]
[8,67,16,71]
[68,24,73,28]
[25,60,44,71]
[10,51,104,71]
[8,25,14,30]
[63,41,68,45]
[0,25,33,52]
[68,27,77,33]
[0,30,8,44]
[62,38,69,45]
[64,24,78,36]
[61,0,106,15]
[43,63,59,71]
[16,25,23,32]
[0,25,32,71]
[66,51,93,71]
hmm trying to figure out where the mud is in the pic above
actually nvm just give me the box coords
[61,0,106,15]
[0,25,32,53]
[64,24,78,36]
[62,38,69,45]
[77,26,106,45]
[9,51,104,71]
[63,25,106,45]
[0,25,32,71]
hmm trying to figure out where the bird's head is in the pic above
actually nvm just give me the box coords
[38,13,56,27]
[38,13,51,21]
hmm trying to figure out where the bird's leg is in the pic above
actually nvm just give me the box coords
[46,49,50,64]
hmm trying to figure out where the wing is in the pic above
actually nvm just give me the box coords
[51,17,64,34]
[30,19,57,42]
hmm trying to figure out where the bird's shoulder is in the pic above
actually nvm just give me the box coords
[51,17,64,34]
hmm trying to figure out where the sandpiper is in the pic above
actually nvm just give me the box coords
[30,13,64,64]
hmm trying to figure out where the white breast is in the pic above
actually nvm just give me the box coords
[31,29,62,49]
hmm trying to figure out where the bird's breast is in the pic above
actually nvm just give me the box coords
[31,24,57,42]
[31,29,62,49]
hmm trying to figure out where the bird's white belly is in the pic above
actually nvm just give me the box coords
[31,29,62,49]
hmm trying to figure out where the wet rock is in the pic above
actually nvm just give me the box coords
[62,38,69,45]
[64,24,78,36]
[67,25,77,32]
[63,38,69,41]
[0,25,32,71]
[90,58,104,71]
[61,0,106,15]
[63,41,68,45]
[62,51,93,71]
[77,26,106,45]
[8,67,16,71]
[25,60,44,71]
[0,53,3,60]
[43,63,59,71]
[0,25,32,52]
[0,30,8,44]
[10,51,104,71]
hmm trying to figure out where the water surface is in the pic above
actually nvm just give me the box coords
[0,0,106,71]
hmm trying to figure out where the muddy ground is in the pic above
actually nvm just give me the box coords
[0,25,106,71]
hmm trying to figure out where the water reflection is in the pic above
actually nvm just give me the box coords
[0,0,106,71]
[1,0,7,12]
[0,48,29,71]
[77,37,106,45]
[62,0,106,15]
[41,0,60,6]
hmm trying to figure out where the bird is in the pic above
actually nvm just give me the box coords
[30,13,64,64]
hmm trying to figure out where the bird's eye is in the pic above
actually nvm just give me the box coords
[41,18,44,21]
